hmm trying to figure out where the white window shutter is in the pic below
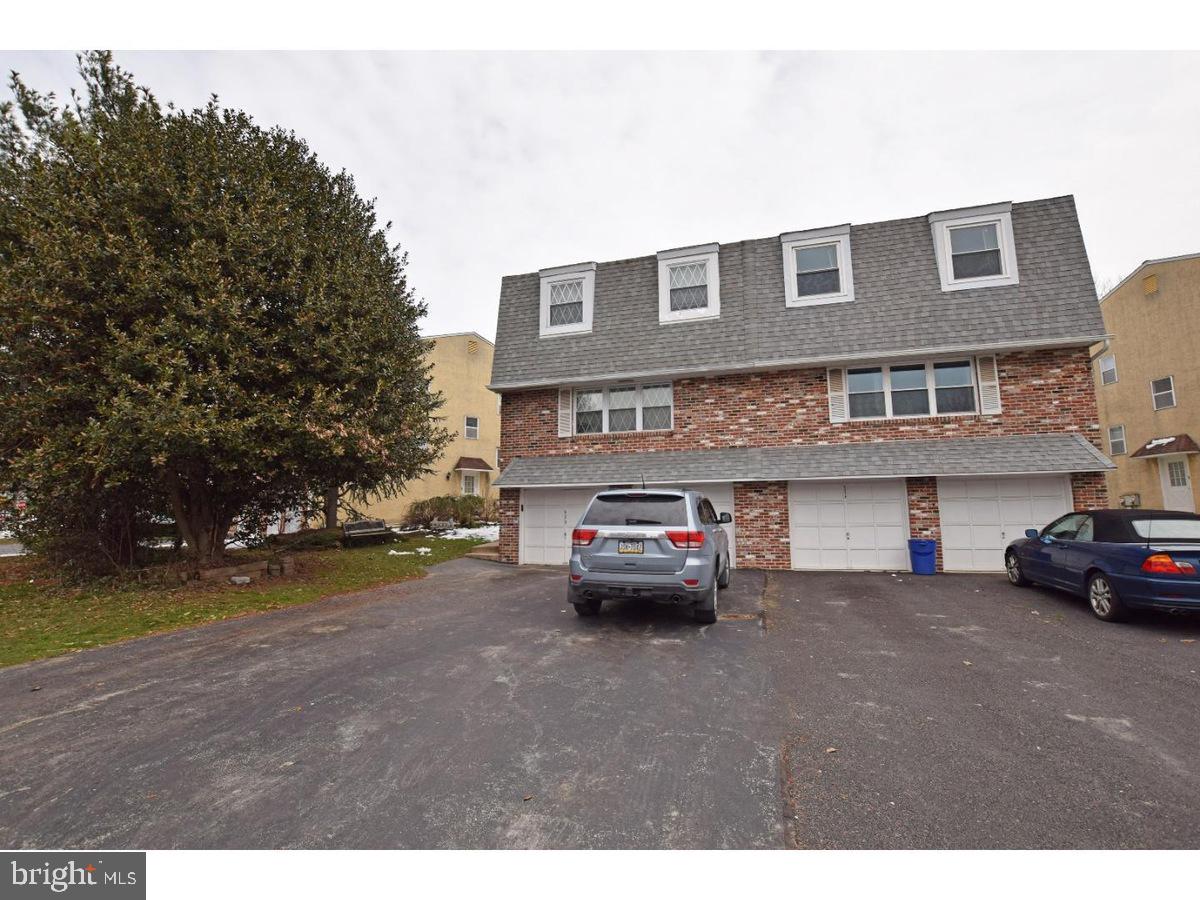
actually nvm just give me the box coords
[976,356,1002,414]
[557,389,573,437]
[827,368,848,422]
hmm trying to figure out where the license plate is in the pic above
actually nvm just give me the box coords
[617,540,644,555]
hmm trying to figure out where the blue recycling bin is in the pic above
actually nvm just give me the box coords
[908,539,937,575]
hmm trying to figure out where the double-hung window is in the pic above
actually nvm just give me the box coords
[929,203,1019,291]
[571,383,673,435]
[781,225,854,307]
[539,262,595,336]
[464,415,479,440]
[1099,355,1117,385]
[846,360,977,420]
[1108,425,1127,456]
[1152,376,1176,410]
[657,245,720,323]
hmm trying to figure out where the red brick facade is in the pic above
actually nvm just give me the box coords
[1071,471,1109,510]
[497,347,1106,567]
[732,482,791,569]
[498,488,520,563]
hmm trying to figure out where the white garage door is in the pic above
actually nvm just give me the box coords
[937,475,1072,572]
[788,480,910,570]
[519,488,595,565]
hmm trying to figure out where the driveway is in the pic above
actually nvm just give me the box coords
[1,560,1198,849]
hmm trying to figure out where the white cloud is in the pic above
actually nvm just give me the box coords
[4,50,1199,339]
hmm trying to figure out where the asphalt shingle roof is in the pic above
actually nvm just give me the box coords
[493,434,1113,487]
[490,196,1105,389]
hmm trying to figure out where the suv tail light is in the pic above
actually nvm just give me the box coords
[665,530,705,549]
[571,528,597,547]
[1141,553,1197,575]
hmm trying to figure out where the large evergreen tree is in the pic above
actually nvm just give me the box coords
[0,52,446,569]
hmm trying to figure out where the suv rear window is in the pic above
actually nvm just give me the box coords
[583,494,687,526]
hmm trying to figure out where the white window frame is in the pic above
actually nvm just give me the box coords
[1108,425,1127,456]
[539,262,596,337]
[464,415,479,440]
[929,203,1020,292]
[1152,375,1177,410]
[846,359,980,421]
[781,224,854,308]
[569,383,673,435]
[1099,355,1118,385]
[657,244,720,324]
[461,472,478,496]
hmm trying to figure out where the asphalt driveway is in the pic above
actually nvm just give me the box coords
[1,560,1198,849]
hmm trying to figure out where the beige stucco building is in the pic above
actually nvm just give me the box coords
[1092,252,1200,512]
[362,332,499,524]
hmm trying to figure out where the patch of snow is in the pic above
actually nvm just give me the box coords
[441,524,499,541]
[416,547,433,555]
[1145,437,1176,449]
[387,550,414,556]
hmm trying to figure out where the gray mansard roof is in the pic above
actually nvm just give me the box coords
[490,195,1105,390]
[494,434,1113,488]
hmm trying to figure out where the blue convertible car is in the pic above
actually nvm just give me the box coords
[1005,509,1200,622]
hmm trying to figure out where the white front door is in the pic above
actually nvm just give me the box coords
[518,488,595,565]
[1158,456,1196,512]
[788,480,909,570]
[937,475,1072,572]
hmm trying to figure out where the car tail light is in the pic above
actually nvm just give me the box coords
[1141,553,1197,575]
[571,528,597,547]
[665,530,705,549]
[570,573,582,583]
[682,578,700,587]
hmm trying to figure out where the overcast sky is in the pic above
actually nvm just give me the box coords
[5,51,1199,339]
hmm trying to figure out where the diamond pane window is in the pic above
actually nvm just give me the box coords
[668,262,709,311]
[575,390,603,434]
[548,279,585,326]
[795,243,841,297]
[641,383,672,430]
[608,387,637,432]
[949,223,1003,279]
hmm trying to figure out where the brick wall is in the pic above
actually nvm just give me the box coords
[498,488,520,564]
[1071,471,1109,510]
[499,347,1102,466]
[905,476,943,571]
[732,482,791,569]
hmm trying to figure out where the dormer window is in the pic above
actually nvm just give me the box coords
[781,225,854,307]
[657,244,720,323]
[539,262,595,337]
[929,203,1019,292]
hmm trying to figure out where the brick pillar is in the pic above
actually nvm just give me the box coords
[905,476,942,571]
[733,481,791,569]
[498,488,520,564]
[1071,471,1108,510]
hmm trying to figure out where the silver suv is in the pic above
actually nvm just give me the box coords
[567,489,732,624]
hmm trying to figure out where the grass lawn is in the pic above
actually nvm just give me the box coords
[0,534,486,669]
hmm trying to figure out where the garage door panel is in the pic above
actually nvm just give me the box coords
[789,479,910,571]
[937,476,1072,572]
[519,489,592,566]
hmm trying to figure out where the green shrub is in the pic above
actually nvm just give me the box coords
[266,527,343,552]
[405,494,492,528]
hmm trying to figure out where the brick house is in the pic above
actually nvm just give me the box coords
[490,196,1112,572]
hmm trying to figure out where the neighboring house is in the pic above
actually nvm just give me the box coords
[362,332,500,524]
[491,196,1112,572]
[1092,252,1200,512]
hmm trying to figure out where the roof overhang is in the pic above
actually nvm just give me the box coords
[488,335,1109,392]
[1130,434,1200,459]
[453,456,495,472]
[495,434,1113,489]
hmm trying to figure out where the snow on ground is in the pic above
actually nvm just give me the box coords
[439,524,499,541]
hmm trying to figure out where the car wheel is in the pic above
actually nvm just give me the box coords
[1087,572,1127,622]
[717,556,731,589]
[693,578,718,624]
[1005,551,1030,587]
